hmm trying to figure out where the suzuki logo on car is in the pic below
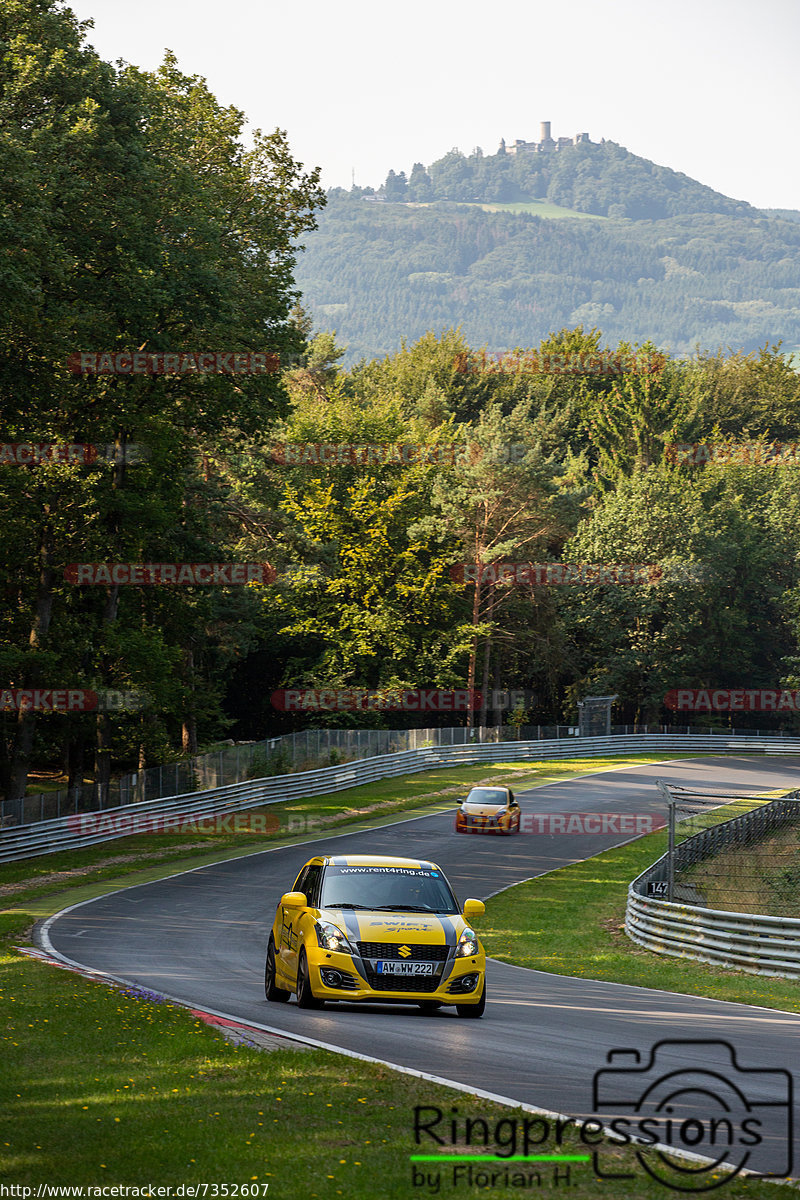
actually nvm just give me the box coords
[399,945,412,957]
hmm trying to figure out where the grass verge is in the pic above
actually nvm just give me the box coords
[677,821,800,916]
[0,908,786,1197]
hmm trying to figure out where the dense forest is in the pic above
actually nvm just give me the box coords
[296,141,800,364]
[3,0,800,806]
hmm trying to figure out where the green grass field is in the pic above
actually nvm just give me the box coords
[405,199,607,220]
[473,200,609,220]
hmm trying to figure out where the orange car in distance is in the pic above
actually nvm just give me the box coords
[455,786,520,835]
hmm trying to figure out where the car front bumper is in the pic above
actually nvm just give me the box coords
[308,946,485,1005]
[456,817,508,833]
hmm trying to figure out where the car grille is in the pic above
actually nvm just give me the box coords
[357,942,449,961]
[362,968,441,993]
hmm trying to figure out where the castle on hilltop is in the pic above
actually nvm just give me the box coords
[501,122,592,155]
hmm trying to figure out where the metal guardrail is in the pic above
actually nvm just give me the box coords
[10,721,795,829]
[4,731,800,863]
[626,793,800,978]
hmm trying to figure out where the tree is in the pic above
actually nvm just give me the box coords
[410,408,577,726]
[382,170,408,202]
[558,464,797,723]
[408,163,433,203]
[0,1,325,805]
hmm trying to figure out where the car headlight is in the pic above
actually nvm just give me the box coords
[456,927,479,957]
[315,920,355,954]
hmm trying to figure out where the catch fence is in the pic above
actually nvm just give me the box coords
[3,721,792,829]
[627,783,800,976]
[4,731,800,862]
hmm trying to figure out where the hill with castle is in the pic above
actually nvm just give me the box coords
[298,126,800,363]
[343,123,757,220]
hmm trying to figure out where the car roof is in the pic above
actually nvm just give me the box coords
[323,854,439,870]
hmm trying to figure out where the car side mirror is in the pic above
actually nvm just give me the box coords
[463,898,485,921]
[456,797,466,805]
[280,891,307,908]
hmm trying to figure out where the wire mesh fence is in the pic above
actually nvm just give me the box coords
[2,720,796,829]
[1,722,581,826]
[655,783,800,917]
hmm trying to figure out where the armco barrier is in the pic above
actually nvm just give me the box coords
[626,793,800,978]
[4,731,800,863]
[7,721,793,828]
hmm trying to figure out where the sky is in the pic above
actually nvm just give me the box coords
[70,0,799,211]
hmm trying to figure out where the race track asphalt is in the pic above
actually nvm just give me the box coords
[40,756,800,1178]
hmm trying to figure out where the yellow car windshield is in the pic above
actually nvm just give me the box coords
[320,865,459,914]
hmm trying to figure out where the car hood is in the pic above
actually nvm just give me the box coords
[461,803,505,817]
[321,907,467,945]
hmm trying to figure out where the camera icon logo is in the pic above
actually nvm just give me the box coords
[591,1039,792,1192]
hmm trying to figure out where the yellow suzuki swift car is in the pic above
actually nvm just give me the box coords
[265,854,486,1016]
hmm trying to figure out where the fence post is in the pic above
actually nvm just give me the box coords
[657,780,675,902]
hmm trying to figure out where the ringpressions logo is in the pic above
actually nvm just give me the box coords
[410,1104,595,1193]
[408,1040,792,1193]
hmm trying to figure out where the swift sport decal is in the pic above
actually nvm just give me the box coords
[326,910,456,947]
[363,920,440,934]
